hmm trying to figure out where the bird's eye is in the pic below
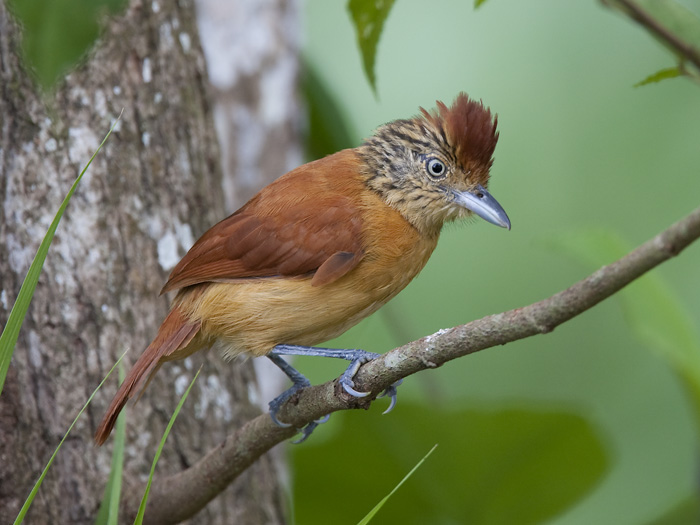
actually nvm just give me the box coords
[426,158,446,179]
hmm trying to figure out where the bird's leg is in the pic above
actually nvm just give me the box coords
[266,353,329,443]
[269,343,401,416]
[266,353,310,427]
[271,344,381,395]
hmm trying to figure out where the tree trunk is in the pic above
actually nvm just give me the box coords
[0,0,299,522]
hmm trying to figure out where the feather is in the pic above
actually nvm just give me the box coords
[94,307,201,445]
[419,92,499,172]
[161,151,367,293]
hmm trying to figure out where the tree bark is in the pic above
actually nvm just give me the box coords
[0,0,298,522]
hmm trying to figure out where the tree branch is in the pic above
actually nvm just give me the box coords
[130,205,700,523]
[602,0,700,71]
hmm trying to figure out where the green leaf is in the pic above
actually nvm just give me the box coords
[7,0,128,88]
[550,229,700,429]
[95,361,127,525]
[13,350,127,525]
[474,0,489,7]
[347,0,396,95]
[634,66,682,86]
[0,112,122,397]
[292,404,607,525]
[357,444,437,524]
[133,367,201,524]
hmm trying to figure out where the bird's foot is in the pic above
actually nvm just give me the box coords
[335,351,401,414]
[269,389,330,444]
[291,414,330,444]
[267,353,332,441]
[267,372,332,441]
[337,351,381,397]
[267,378,310,428]
[267,345,403,441]
[378,378,403,414]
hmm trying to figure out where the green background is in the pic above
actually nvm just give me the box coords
[295,1,700,524]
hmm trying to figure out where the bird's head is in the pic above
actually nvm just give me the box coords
[359,92,510,237]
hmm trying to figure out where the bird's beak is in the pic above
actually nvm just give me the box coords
[452,184,511,230]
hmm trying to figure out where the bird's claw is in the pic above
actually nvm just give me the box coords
[268,377,332,442]
[341,380,371,397]
[339,356,379,398]
[315,414,331,424]
[292,414,331,444]
[339,358,402,414]
[270,412,292,428]
[268,379,310,428]
[378,379,403,414]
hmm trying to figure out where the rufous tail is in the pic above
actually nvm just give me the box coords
[94,307,201,445]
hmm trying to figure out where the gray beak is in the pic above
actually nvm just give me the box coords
[452,184,511,230]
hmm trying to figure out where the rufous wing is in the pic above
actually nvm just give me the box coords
[161,151,367,293]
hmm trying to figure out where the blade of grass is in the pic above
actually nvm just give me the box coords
[0,111,123,396]
[95,360,127,525]
[133,367,201,525]
[13,349,128,525]
[357,444,438,525]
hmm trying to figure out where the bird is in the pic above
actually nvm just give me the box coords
[94,92,510,445]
